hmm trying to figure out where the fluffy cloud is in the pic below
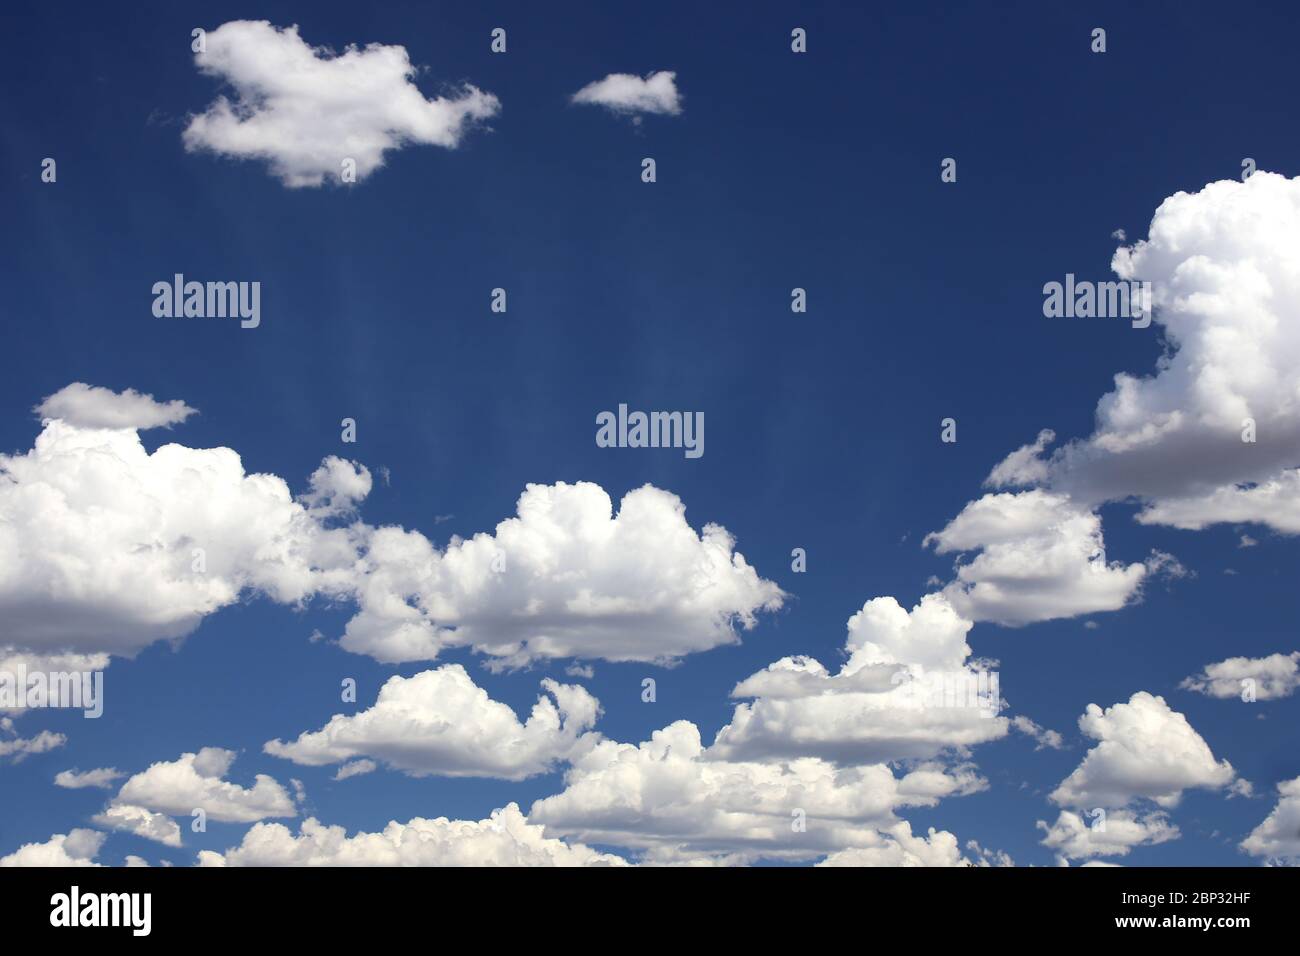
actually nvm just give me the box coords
[0,398,357,657]
[926,490,1146,625]
[35,383,196,430]
[184,21,499,187]
[92,804,183,848]
[529,720,986,864]
[990,173,1300,533]
[814,822,973,867]
[1240,776,1300,863]
[571,71,681,116]
[2,388,781,669]
[54,767,125,789]
[111,748,296,824]
[1037,809,1179,863]
[198,804,626,867]
[1050,692,1235,810]
[0,829,104,867]
[1181,651,1300,700]
[711,594,1010,763]
[265,666,600,780]
[340,481,784,666]
[0,726,65,761]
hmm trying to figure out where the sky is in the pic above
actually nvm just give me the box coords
[1,0,1299,867]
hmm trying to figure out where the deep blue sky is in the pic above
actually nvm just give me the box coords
[2,0,1298,865]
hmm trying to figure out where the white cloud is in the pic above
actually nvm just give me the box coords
[2,392,782,669]
[92,804,183,848]
[35,383,196,430]
[184,21,499,187]
[710,594,1010,763]
[1037,809,1179,863]
[1241,776,1300,863]
[989,173,1300,534]
[197,804,627,867]
[333,759,376,781]
[1050,692,1235,810]
[0,726,65,762]
[0,403,357,658]
[112,748,296,824]
[926,490,1146,625]
[529,720,986,864]
[0,829,104,867]
[340,481,784,666]
[815,822,974,867]
[54,767,124,789]
[571,71,681,117]
[1181,651,1300,700]
[1011,715,1065,750]
[266,665,600,780]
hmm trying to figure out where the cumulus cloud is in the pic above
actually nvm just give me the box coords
[184,21,499,187]
[340,481,784,666]
[198,803,626,867]
[1049,692,1235,810]
[2,390,782,669]
[571,71,681,117]
[111,748,296,824]
[54,767,124,789]
[0,829,104,867]
[266,665,600,780]
[711,594,1010,764]
[1181,651,1300,700]
[1241,776,1300,863]
[815,822,975,867]
[92,804,183,848]
[988,173,1300,534]
[35,383,196,430]
[529,720,986,864]
[1037,809,1179,863]
[926,490,1146,625]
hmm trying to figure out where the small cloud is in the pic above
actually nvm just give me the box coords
[1239,534,1258,548]
[572,71,682,118]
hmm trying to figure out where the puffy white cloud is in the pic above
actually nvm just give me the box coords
[1037,809,1179,863]
[340,481,784,666]
[529,720,986,864]
[989,173,1300,533]
[815,822,971,867]
[184,21,499,187]
[35,383,196,430]
[266,665,600,780]
[0,399,357,657]
[1240,776,1300,863]
[711,594,1010,763]
[571,71,681,117]
[0,829,104,867]
[112,748,296,824]
[1050,692,1235,810]
[1010,715,1065,750]
[926,490,1146,625]
[198,804,626,867]
[1181,651,1300,700]
[92,804,183,848]
[54,767,124,789]
[2,390,782,669]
